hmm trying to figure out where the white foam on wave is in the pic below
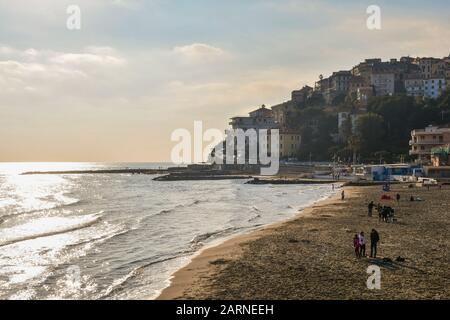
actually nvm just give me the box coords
[0,213,102,247]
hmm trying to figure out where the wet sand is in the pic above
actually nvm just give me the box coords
[158,184,450,300]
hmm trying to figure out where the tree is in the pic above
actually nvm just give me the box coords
[340,117,353,141]
[304,93,325,108]
[355,113,385,159]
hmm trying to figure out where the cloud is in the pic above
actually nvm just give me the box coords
[0,45,127,106]
[172,43,228,62]
[49,52,125,66]
[331,16,450,59]
[111,0,141,8]
[1,1,449,161]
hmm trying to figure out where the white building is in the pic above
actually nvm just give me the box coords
[423,78,446,99]
[229,105,278,130]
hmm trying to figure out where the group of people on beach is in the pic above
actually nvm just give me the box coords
[353,229,379,258]
[368,201,396,223]
[367,192,401,223]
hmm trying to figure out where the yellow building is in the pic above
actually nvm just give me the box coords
[279,131,301,158]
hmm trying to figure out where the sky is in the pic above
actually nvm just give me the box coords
[0,0,449,162]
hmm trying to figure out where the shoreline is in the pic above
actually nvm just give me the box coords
[158,184,450,299]
[157,186,344,300]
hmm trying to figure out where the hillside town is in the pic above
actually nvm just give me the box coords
[222,55,450,180]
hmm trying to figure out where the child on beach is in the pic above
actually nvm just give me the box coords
[359,232,366,257]
[353,234,360,258]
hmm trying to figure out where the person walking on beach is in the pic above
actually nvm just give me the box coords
[381,206,389,222]
[354,234,361,258]
[396,193,401,203]
[368,201,375,217]
[359,232,366,257]
[341,190,345,200]
[370,229,380,258]
[378,205,384,222]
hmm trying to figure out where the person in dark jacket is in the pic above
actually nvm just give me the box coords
[368,201,375,217]
[370,229,380,258]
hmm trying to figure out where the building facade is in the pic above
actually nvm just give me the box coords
[371,72,395,96]
[291,85,313,105]
[230,105,277,130]
[416,57,441,79]
[404,74,424,97]
[409,125,450,162]
[270,101,296,129]
[279,131,301,158]
[423,78,447,99]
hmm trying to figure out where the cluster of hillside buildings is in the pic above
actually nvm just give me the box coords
[226,55,450,162]
[317,55,450,104]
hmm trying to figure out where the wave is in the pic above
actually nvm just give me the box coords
[187,199,201,206]
[153,199,203,217]
[251,205,260,212]
[0,213,102,247]
[154,208,175,216]
[175,199,201,208]
[0,197,83,222]
[189,226,244,248]
[100,255,184,299]
[63,224,132,250]
[248,213,261,222]
[100,223,244,299]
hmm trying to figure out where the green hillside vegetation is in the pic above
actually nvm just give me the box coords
[289,90,450,163]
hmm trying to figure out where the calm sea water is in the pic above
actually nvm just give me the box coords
[0,162,335,300]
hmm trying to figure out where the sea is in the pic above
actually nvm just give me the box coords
[0,162,336,300]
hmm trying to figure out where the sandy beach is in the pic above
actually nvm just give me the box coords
[158,184,450,300]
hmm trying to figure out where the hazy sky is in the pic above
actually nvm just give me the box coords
[1,0,449,162]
